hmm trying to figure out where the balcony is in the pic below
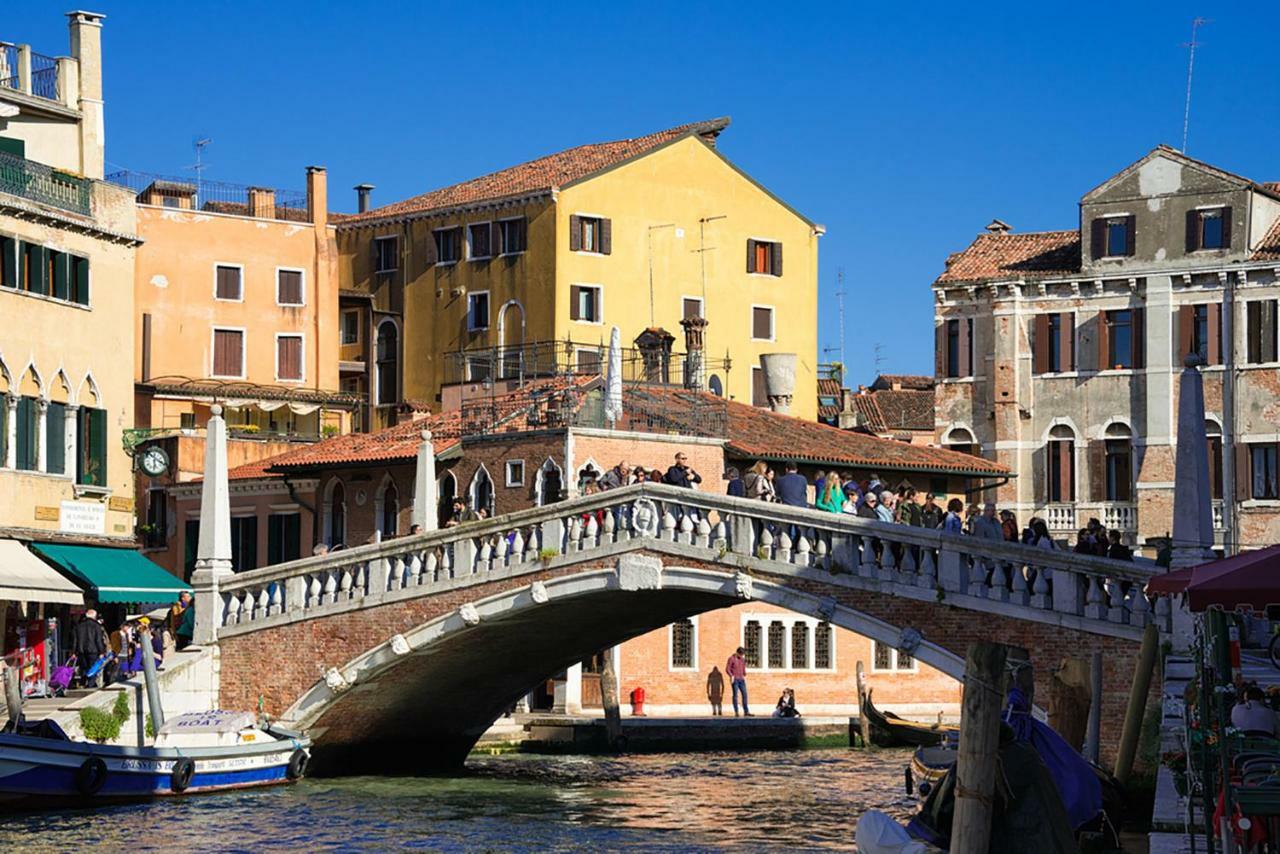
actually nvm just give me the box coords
[1044,503,1077,533]
[1212,500,1225,532]
[0,44,60,103]
[0,149,92,216]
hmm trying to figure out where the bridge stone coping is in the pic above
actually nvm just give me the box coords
[205,483,1165,646]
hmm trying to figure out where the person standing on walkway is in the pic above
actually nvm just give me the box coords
[663,453,702,488]
[726,647,751,716]
[775,461,808,508]
[73,609,108,687]
[815,472,846,513]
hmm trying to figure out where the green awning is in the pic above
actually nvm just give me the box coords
[31,543,191,604]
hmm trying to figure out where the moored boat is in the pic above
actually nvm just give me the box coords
[861,689,957,748]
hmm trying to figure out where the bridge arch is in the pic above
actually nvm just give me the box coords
[277,560,963,773]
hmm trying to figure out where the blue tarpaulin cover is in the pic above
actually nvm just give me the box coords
[1004,687,1102,828]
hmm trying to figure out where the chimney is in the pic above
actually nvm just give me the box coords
[355,183,375,214]
[247,187,276,220]
[679,316,709,391]
[306,166,327,227]
[758,353,797,415]
[984,219,1012,235]
[66,10,105,179]
[633,327,675,385]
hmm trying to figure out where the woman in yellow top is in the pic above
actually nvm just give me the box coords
[815,472,846,513]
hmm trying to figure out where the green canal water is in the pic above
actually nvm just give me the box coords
[1,749,918,851]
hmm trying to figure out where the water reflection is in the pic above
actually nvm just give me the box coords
[1,749,917,851]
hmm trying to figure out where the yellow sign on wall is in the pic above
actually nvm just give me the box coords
[34,506,60,522]
[108,496,135,513]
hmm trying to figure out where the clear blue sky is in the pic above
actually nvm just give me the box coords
[12,3,1280,378]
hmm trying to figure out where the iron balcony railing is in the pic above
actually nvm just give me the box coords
[0,44,16,92]
[0,47,59,102]
[0,149,92,216]
[105,169,309,219]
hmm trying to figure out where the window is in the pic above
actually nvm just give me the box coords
[941,317,974,378]
[230,516,258,572]
[790,622,810,669]
[183,519,200,578]
[3,240,89,305]
[575,348,601,375]
[71,255,89,305]
[897,649,915,670]
[214,264,242,301]
[1033,312,1075,373]
[1179,304,1221,365]
[20,242,45,295]
[434,227,462,264]
[1206,420,1223,501]
[1,236,17,289]
[0,394,6,464]
[340,310,360,345]
[145,488,168,549]
[277,335,303,382]
[468,222,492,260]
[277,269,304,306]
[467,354,493,382]
[815,622,833,669]
[497,217,527,255]
[267,513,301,565]
[1252,444,1280,500]
[743,620,762,668]
[746,239,783,276]
[670,618,695,669]
[751,367,767,407]
[373,236,398,273]
[180,412,197,430]
[376,322,398,405]
[1247,301,1279,364]
[380,483,399,537]
[15,396,37,471]
[505,460,525,487]
[212,328,245,378]
[1104,424,1133,502]
[76,407,107,487]
[1091,215,1135,259]
[1101,308,1144,370]
[767,620,786,669]
[467,291,490,331]
[569,215,611,254]
[708,374,724,397]
[872,640,914,672]
[1046,425,1075,503]
[570,285,602,323]
[45,401,65,475]
[751,306,774,341]
[1187,207,1230,252]
[682,297,704,320]
[327,481,346,546]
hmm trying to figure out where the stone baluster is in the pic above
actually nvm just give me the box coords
[661,511,677,543]
[1083,575,1106,620]
[308,575,322,609]
[678,514,694,546]
[917,547,937,589]
[354,563,367,597]
[1129,582,1151,627]
[1009,562,1029,606]
[524,527,541,563]
[268,581,283,616]
[424,549,439,583]
[777,531,792,563]
[510,530,525,565]
[712,520,727,553]
[1030,565,1051,609]
[617,509,633,544]
[567,517,583,553]
[384,556,401,591]
[988,560,1010,603]
[1154,594,1172,633]
[1051,568,1082,617]
[323,570,338,604]
[495,535,510,570]
[585,515,600,549]
[455,538,476,575]
[405,553,422,586]
[695,517,711,549]
[257,587,270,617]
[224,592,241,626]
[244,589,259,623]
[1107,578,1127,624]
[814,536,829,571]
[966,556,988,598]
[900,541,917,575]
[478,539,493,573]
[758,527,774,561]
[340,568,354,600]
[795,533,811,568]
[286,573,306,615]
[877,540,896,582]
[602,512,615,545]
[856,536,878,579]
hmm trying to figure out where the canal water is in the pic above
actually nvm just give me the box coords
[2,749,918,851]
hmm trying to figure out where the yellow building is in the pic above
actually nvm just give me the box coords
[336,118,821,427]
[0,12,139,543]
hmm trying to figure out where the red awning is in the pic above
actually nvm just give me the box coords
[1185,545,1280,613]
[1147,566,1196,597]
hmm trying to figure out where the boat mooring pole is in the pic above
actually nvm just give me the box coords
[2,664,23,727]
[600,647,622,750]
[855,660,871,749]
[139,625,165,737]
[952,641,1009,854]
[1084,651,1103,764]
[1114,622,1159,784]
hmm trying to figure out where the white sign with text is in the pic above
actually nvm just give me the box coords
[60,501,106,535]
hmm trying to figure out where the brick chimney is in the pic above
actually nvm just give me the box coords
[247,187,275,220]
[66,10,105,179]
[679,316,708,390]
[306,166,327,227]
[355,183,374,214]
[633,327,675,385]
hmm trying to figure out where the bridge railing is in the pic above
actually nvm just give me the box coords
[211,484,1166,637]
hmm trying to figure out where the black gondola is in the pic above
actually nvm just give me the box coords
[860,689,958,748]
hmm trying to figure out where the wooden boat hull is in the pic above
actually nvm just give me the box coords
[861,689,957,748]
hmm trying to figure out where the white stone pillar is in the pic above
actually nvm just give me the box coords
[35,399,47,472]
[1171,357,1215,567]
[563,663,583,714]
[4,396,17,469]
[410,429,437,531]
[192,405,235,645]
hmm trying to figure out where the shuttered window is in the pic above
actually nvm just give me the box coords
[1,236,17,289]
[1186,207,1231,252]
[212,329,245,377]
[751,306,774,340]
[215,265,242,300]
[683,297,703,320]
[1033,313,1075,373]
[0,395,6,465]
[569,285,601,323]
[22,243,46,295]
[277,269,303,305]
[751,367,767,407]
[1249,443,1280,500]
[77,407,107,487]
[71,255,89,305]
[433,227,462,264]
[376,322,398,405]
[45,401,65,475]
[1100,308,1144,370]
[497,217,527,254]
[15,396,37,471]
[575,349,601,374]
[746,239,783,276]
[1046,435,1075,503]
[1178,303,1221,365]
[468,222,492,259]
[1247,301,1279,364]
[943,317,974,378]
[277,335,303,381]
[569,215,611,254]
[1091,215,1136,259]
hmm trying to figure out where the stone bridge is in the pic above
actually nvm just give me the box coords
[201,484,1166,773]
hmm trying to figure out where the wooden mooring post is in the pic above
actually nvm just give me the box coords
[1114,622,1159,784]
[951,641,1009,854]
[600,647,623,750]
[855,660,871,749]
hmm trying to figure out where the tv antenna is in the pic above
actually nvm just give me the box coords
[189,137,212,208]
[695,214,727,304]
[873,342,886,372]
[1181,17,1209,153]
[835,268,847,369]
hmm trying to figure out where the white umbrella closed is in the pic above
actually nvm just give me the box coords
[604,326,623,427]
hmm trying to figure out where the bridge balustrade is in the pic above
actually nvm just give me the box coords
[211,484,1166,638]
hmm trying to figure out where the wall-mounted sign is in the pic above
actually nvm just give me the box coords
[60,501,106,535]
[34,506,60,522]
[108,496,135,513]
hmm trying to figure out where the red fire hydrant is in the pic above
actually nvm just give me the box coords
[630,687,646,716]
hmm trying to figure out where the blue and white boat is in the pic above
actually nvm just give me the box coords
[0,709,311,806]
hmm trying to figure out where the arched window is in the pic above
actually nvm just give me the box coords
[945,427,976,457]
[670,618,695,669]
[376,321,398,405]
[1206,419,1223,500]
[326,481,346,546]
[379,481,399,538]
[437,471,456,527]
[469,466,494,517]
[708,374,723,397]
[1103,423,1133,502]
[535,458,563,506]
[1046,424,1075,503]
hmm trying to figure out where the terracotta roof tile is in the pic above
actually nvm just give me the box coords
[816,377,843,421]
[870,374,934,392]
[343,118,730,225]
[226,458,286,481]
[870,389,935,432]
[850,395,886,433]
[934,230,1081,285]
[1253,216,1280,262]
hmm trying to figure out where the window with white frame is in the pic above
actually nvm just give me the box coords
[467,291,490,331]
[277,268,304,306]
[740,613,834,671]
[468,222,492,260]
[570,284,602,323]
[670,617,697,670]
[214,264,242,301]
[276,334,303,382]
[497,217,527,255]
[872,639,916,672]
[752,305,774,341]
[340,309,360,345]
[434,227,462,264]
[505,459,525,487]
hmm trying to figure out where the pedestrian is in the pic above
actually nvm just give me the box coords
[857,491,880,520]
[1073,528,1093,554]
[599,461,632,491]
[726,646,751,716]
[1031,519,1056,549]
[875,491,896,524]
[899,488,923,527]
[1107,530,1133,561]
[445,496,478,527]
[706,666,725,716]
[941,498,965,534]
[999,510,1018,542]
[663,452,702,488]
[815,472,845,513]
[972,503,1004,542]
[775,461,809,508]
[176,598,196,652]
[743,461,774,501]
[73,609,108,687]
[920,494,943,530]
[725,467,745,498]
[649,467,665,484]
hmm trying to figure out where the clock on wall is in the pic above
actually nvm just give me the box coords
[139,445,170,478]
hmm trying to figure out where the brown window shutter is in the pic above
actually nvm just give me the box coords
[771,242,783,277]
[570,286,581,321]
[214,330,243,376]
[1268,301,1279,362]
[1124,216,1136,257]
[1185,210,1200,253]
[1032,314,1050,373]
[1207,302,1221,365]
[1090,218,1105,260]
[1177,304,1194,359]
[957,317,971,377]
[1058,441,1075,502]
[569,215,582,252]
[1221,206,1233,249]
[1096,310,1110,369]
[278,270,302,305]
[1064,312,1076,371]
[1132,307,1145,368]
[1234,444,1251,501]
[421,233,436,266]
[746,239,756,274]
[599,218,612,255]
[1208,437,1223,499]
[1088,440,1107,502]
[935,322,946,377]
[278,337,302,380]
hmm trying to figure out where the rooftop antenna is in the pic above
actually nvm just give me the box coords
[1181,17,1209,153]
[695,215,728,304]
[835,268,847,369]
[190,137,212,209]
[873,342,886,374]
[646,223,676,327]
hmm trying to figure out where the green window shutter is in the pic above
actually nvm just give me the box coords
[46,401,65,474]
[1,237,16,288]
[30,245,48,295]
[52,252,69,300]
[0,136,26,158]
[78,407,107,486]
[0,395,7,463]
[72,255,90,305]
[16,396,36,471]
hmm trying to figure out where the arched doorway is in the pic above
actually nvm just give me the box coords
[499,300,525,379]
[324,480,347,547]
[470,466,494,517]
[535,458,563,506]
[376,476,399,539]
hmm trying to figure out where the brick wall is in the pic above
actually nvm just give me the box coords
[571,431,727,494]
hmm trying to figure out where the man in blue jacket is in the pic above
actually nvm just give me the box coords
[775,461,809,508]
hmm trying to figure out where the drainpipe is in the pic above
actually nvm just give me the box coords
[963,475,1011,497]
[285,475,319,548]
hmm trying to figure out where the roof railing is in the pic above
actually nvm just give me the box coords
[0,148,92,216]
